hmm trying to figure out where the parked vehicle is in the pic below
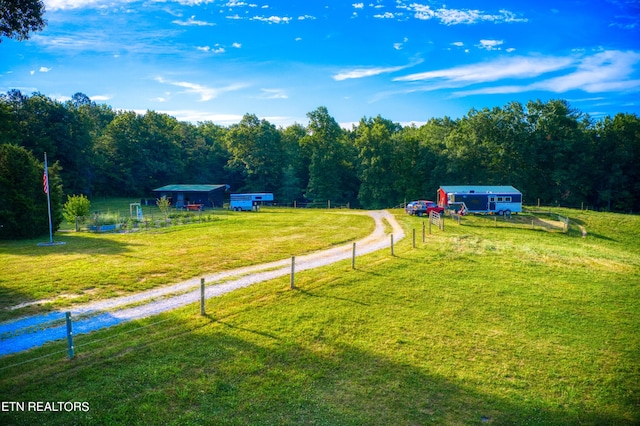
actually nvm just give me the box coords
[405,200,445,217]
[230,193,274,211]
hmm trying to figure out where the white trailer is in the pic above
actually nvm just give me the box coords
[229,193,274,211]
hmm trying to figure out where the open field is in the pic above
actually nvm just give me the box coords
[1,207,639,424]
[0,206,374,321]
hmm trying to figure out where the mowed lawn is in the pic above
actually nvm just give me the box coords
[0,208,638,425]
[0,206,374,321]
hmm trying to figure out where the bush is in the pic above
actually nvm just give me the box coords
[63,194,91,225]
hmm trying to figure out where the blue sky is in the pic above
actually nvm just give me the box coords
[2,0,640,127]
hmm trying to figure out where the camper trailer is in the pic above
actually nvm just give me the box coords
[230,193,274,211]
[438,186,522,216]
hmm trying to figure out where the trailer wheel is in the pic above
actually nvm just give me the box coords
[505,209,512,218]
[497,210,504,216]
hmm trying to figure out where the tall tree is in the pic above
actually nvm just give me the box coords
[225,114,283,193]
[280,123,308,204]
[0,144,62,239]
[524,99,589,206]
[355,115,400,209]
[592,113,640,211]
[303,106,357,205]
[0,0,46,42]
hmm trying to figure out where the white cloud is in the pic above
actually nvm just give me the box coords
[44,0,108,11]
[225,0,256,7]
[91,94,112,101]
[405,50,640,97]
[374,12,395,19]
[394,56,574,84]
[353,3,364,9]
[198,45,226,53]
[155,77,247,101]
[404,3,527,25]
[39,67,52,73]
[173,16,215,26]
[258,88,288,99]
[333,62,419,81]
[232,42,242,48]
[477,40,503,51]
[158,110,244,124]
[298,15,316,20]
[535,50,640,93]
[394,37,409,50]
[251,15,292,24]
[45,0,217,11]
[451,42,464,47]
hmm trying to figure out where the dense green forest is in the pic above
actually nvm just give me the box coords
[1,89,639,212]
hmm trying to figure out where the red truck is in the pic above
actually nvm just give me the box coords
[405,200,445,217]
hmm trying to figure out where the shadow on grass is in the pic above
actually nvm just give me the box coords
[0,313,631,425]
[0,233,137,257]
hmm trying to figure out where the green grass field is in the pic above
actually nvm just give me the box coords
[1,207,638,425]
[0,204,374,321]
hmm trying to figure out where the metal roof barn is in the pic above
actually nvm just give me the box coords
[152,184,228,209]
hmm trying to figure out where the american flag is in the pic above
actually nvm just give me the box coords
[43,164,49,194]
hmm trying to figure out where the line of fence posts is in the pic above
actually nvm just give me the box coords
[62,213,451,362]
[66,207,580,363]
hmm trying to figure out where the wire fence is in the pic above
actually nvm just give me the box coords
[67,208,230,233]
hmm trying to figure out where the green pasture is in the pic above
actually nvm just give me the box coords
[0,203,374,321]
[0,207,639,425]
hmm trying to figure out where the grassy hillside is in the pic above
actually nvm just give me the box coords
[1,208,638,425]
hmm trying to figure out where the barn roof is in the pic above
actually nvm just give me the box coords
[153,184,227,193]
[439,185,521,194]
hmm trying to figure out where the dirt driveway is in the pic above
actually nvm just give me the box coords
[0,210,404,356]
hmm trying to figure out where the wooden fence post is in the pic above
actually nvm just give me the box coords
[65,312,74,359]
[412,229,416,248]
[422,221,426,242]
[200,278,206,316]
[390,235,394,256]
[352,242,356,269]
[290,256,295,289]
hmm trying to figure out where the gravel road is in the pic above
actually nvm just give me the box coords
[0,210,404,357]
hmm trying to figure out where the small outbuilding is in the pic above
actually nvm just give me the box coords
[438,185,523,215]
[152,184,228,209]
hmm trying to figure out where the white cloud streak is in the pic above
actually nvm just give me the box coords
[394,56,573,84]
[155,77,247,101]
[333,61,421,81]
[390,50,640,98]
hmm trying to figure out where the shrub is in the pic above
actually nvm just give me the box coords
[62,194,91,225]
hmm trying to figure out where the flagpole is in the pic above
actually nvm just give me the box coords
[44,152,53,244]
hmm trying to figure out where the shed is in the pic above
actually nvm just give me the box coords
[438,185,522,215]
[152,184,228,209]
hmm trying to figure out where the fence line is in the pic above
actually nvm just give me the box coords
[0,207,577,372]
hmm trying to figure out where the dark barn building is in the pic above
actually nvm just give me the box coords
[152,184,228,209]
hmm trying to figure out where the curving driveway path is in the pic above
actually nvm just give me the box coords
[0,210,404,357]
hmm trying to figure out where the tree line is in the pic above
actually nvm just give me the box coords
[1,89,639,236]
